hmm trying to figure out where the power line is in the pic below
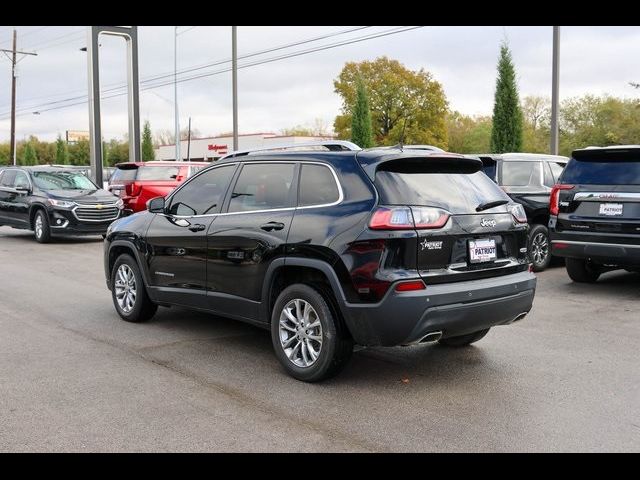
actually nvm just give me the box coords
[2,25,373,111]
[1,26,422,121]
[1,25,374,114]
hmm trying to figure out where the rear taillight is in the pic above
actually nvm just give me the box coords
[125,183,142,196]
[550,184,574,216]
[508,203,527,223]
[369,206,449,230]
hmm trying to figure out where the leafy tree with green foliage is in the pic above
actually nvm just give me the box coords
[23,142,37,166]
[142,120,155,161]
[334,56,448,147]
[350,79,374,148]
[68,139,90,165]
[446,112,492,153]
[55,135,68,165]
[490,42,523,153]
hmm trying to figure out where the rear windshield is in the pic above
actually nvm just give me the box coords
[374,171,510,214]
[561,156,640,185]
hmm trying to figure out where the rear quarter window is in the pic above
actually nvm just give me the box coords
[501,161,541,186]
[111,168,137,182]
[137,166,180,181]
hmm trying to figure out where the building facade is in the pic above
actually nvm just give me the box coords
[154,132,335,161]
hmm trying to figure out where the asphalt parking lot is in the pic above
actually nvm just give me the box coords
[1,225,639,452]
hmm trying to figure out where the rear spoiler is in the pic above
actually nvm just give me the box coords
[358,152,483,181]
[573,146,640,160]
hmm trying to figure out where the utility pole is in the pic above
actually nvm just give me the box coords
[550,26,560,155]
[174,26,181,161]
[232,26,238,152]
[1,29,37,165]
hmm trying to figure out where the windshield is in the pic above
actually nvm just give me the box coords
[33,171,98,190]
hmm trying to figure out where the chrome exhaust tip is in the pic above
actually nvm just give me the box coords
[511,312,528,323]
[403,331,443,346]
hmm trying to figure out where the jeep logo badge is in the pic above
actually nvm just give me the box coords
[480,218,496,228]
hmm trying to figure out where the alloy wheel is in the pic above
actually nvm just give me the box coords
[114,264,137,313]
[531,232,549,266]
[278,299,323,368]
[35,214,43,239]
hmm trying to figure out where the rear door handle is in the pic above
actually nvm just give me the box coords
[188,224,206,232]
[260,222,285,231]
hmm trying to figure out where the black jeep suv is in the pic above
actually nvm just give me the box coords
[475,153,569,271]
[104,148,537,381]
[0,166,122,242]
[550,145,640,282]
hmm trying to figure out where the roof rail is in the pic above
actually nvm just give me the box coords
[363,144,446,153]
[219,140,361,160]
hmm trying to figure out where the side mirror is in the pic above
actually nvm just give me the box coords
[147,196,166,213]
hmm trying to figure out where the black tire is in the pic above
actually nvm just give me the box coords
[110,254,157,323]
[270,283,353,382]
[528,224,551,272]
[565,258,601,283]
[438,328,490,347]
[33,209,51,243]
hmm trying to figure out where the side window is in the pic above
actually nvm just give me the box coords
[1,170,17,187]
[549,162,565,183]
[299,164,340,207]
[14,171,30,189]
[168,165,235,216]
[543,161,555,187]
[228,163,296,213]
[501,161,541,186]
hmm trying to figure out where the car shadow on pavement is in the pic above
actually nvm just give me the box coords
[0,230,103,244]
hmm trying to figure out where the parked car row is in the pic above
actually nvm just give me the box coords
[3,143,637,382]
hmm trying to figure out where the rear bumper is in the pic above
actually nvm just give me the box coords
[342,271,537,346]
[550,239,640,265]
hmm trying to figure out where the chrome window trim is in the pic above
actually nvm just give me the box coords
[573,192,640,202]
[165,161,344,219]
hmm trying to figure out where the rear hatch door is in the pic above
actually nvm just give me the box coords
[556,149,640,236]
[372,155,529,284]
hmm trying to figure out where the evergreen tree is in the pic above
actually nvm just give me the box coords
[350,79,374,148]
[490,41,523,153]
[142,120,155,161]
[23,142,37,166]
[55,135,68,165]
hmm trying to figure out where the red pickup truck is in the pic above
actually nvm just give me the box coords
[108,161,211,213]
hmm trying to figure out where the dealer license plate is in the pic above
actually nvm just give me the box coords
[599,203,623,216]
[469,238,497,264]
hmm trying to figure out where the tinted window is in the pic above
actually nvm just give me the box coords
[168,165,235,216]
[137,166,180,181]
[482,161,497,182]
[299,164,340,206]
[111,167,137,182]
[228,163,296,213]
[548,162,565,182]
[561,156,640,185]
[543,162,555,187]
[501,161,541,186]
[14,171,30,189]
[374,171,510,214]
[1,170,17,187]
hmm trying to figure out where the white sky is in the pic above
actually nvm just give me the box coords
[1,25,639,142]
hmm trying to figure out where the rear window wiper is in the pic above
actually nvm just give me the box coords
[476,199,509,212]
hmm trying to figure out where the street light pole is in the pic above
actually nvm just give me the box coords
[550,26,560,155]
[174,26,181,161]
[232,26,238,152]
